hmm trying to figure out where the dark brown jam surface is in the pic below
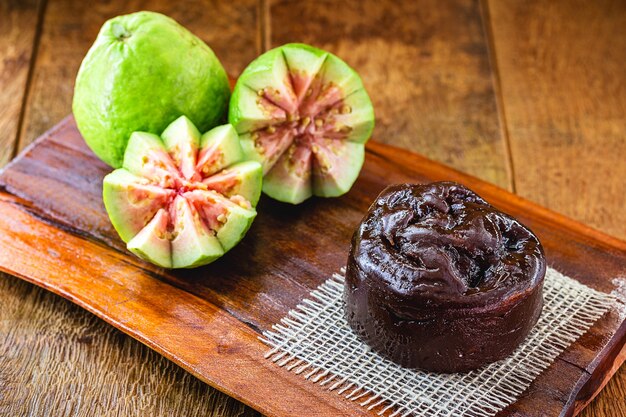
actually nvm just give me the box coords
[345,182,546,372]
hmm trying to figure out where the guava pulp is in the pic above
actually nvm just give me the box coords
[103,117,262,268]
[230,44,374,204]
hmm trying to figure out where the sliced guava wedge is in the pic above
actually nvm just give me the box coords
[123,131,181,189]
[323,89,375,144]
[184,189,256,252]
[312,139,365,197]
[102,169,175,242]
[235,47,299,115]
[240,127,295,174]
[281,44,328,102]
[169,195,224,269]
[102,116,263,269]
[196,124,244,177]
[228,85,288,134]
[229,43,375,204]
[263,143,312,204]
[317,52,366,99]
[161,115,201,180]
[127,208,172,268]
[202,161,263,206]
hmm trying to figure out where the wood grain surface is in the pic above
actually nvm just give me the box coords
[0,0,43,167]
[0,0,624,416]
[16,0,261,153]
[486,0,626,241]
[270,0,512,189]
[0,117,625,417]
[0,274,260,417]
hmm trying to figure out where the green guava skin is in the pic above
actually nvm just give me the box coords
[229,43,375,204]
[73,11,230,168]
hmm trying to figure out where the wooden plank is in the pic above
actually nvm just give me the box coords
[3,1,262,416]
[0,191,373,417]
[0,272,261,417]
[1,117,624,416]
[486,0,626,241]
[269,0,513,189]
[573,345,626,417]
[16,0,261,153]
[485,3,626,413]
[0,0,43,167]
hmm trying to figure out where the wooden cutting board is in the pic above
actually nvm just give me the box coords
[0,116,624,417]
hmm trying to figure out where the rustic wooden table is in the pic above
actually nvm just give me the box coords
[1,0,624,416]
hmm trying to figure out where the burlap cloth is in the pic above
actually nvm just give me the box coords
[262,267,620,417]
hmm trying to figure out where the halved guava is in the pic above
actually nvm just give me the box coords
[229,43,375,204]
[103,116,262,269]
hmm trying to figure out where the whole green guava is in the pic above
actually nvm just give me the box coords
[73,11,230,168]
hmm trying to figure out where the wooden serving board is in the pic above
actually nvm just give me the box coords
[0,116,624,417]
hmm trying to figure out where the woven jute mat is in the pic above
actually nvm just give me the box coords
[262,267,620,417]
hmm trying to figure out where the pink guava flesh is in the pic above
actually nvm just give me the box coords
[250,72,355,177]
[127,146,251,238]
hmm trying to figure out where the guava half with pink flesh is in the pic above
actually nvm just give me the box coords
[229,43,375,204]
[103,116,262,268]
